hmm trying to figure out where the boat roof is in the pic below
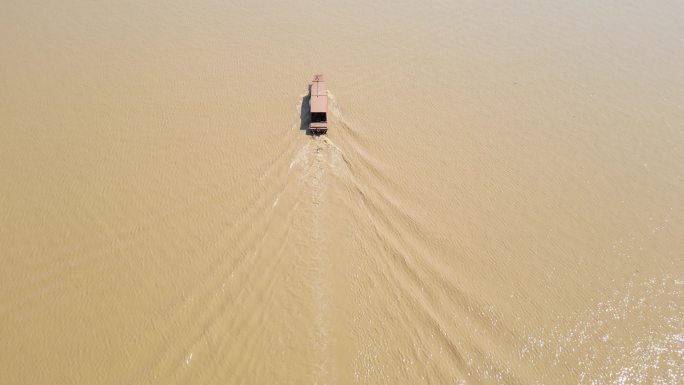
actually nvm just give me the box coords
[310,74,327,113]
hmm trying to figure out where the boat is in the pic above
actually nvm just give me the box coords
[309,74,327,135]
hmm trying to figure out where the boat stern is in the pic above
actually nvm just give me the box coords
[309,121,327,135]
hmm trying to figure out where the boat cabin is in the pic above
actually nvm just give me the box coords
[309,74,327,134]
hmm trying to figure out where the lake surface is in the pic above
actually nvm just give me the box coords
[1,1,683,384]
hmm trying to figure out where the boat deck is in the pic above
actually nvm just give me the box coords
[310,74,327,113]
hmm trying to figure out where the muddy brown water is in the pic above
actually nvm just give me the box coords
[1,1,683,384]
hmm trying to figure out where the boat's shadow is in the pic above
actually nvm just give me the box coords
[300,86,315,136]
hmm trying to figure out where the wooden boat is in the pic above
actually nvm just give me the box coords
[309,74,327,134]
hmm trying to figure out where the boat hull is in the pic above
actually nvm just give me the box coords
[309,75,327,135]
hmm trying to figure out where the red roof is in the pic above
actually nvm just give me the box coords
[310,74,327,113]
